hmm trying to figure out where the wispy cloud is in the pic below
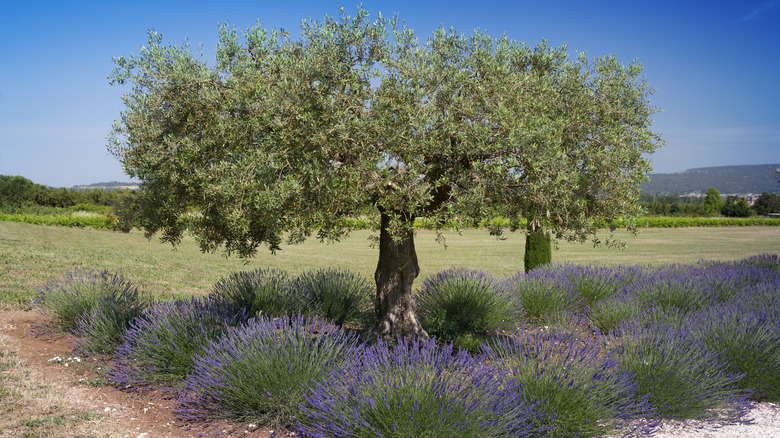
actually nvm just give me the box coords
[742,0,779,20]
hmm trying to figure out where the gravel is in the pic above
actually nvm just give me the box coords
[634,402,780,438]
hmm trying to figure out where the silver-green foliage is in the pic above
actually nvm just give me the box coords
[108,7,662,335]
[36,269,143,331]
[415,268,519,338]
[211,267,312,319]
[295,268,373,325]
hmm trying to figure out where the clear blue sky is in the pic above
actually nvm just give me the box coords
[1,0,778,187]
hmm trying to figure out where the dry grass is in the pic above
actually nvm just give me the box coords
[0,347,112,437]
[1,221,779,307]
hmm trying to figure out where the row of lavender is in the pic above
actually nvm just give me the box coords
[36,254,779,437]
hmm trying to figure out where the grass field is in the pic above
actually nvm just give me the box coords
[1,221,779,307]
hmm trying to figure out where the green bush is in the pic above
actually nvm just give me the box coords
[524,229,552,272]
[211,267,311,319]
[294,268,373,325]
[36,270,134,330]
[633,216,779,227]
[69,203,112,214]
[612,322,749,421]
[415,268,519,342]
[73,285,150,355]
[0,212,116,229]
[484,330,649,437]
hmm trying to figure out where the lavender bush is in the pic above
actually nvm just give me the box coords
[555,263,642,307]
[211,267,310,319]
[109,297,244,389]
[482,330,651,438]
[177,315,361,428]
[626,267,717,314]
[733,280,780,324]
[294,268,372,325]
[504,270,583,325]
[37,255,776,433]
[73,285,150,355]
[588,291,643,333]
[36,269,141,331]
[611,322,750,422]
[297,337,543,438]
[694,263,777,302]
[686,299,780,401]
[634,302,689,327]
[415,268,519,341]
[718,253,780,279]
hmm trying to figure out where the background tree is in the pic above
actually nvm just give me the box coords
[721,196,753,218]
[703,187,723,216]
[0,175,37,208]
[753,192,780,217]
[108,8,662,336]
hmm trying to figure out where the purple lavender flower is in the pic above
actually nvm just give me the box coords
[686,296,780,401]
[176,314,361,428]
[610,321,751,422]
[109,296,243,390]
[297,336,543,437]
[482,329,653,437]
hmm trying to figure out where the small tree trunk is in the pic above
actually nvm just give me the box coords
[374,211,428,338]
[524,227,552,273]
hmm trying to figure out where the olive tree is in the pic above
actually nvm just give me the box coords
[108,8,662,336]
[486,47,663,271]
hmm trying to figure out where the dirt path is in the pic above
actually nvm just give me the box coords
[0,309,277,438]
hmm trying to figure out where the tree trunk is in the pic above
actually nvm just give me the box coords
[374,211,428,338]
[524,227,552,273]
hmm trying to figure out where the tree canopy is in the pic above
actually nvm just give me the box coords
[108,7,663,336]
[753,192,780,216]
[703,187,723,216]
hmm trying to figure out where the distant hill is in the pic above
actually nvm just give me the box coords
[71,181,139,191]
[641,164,779,195]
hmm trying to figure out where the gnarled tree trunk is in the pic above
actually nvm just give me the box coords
[374,211,428,338]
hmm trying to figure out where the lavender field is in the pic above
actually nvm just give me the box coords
[32,253,780,437]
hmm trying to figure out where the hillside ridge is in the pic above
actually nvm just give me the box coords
[642,164,779,195]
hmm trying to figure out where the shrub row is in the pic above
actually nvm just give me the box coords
[7,210,778,233]
[211,267,373,325]
[0,212,117,229]
[34,254,779,437]
[625,216,779,228]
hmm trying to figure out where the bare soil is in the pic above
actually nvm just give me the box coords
[0,309,288,438]
[2,309,778,438]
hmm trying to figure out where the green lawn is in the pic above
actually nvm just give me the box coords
[2,221,778,307]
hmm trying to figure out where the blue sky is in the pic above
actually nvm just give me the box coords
[1,0,778,187]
